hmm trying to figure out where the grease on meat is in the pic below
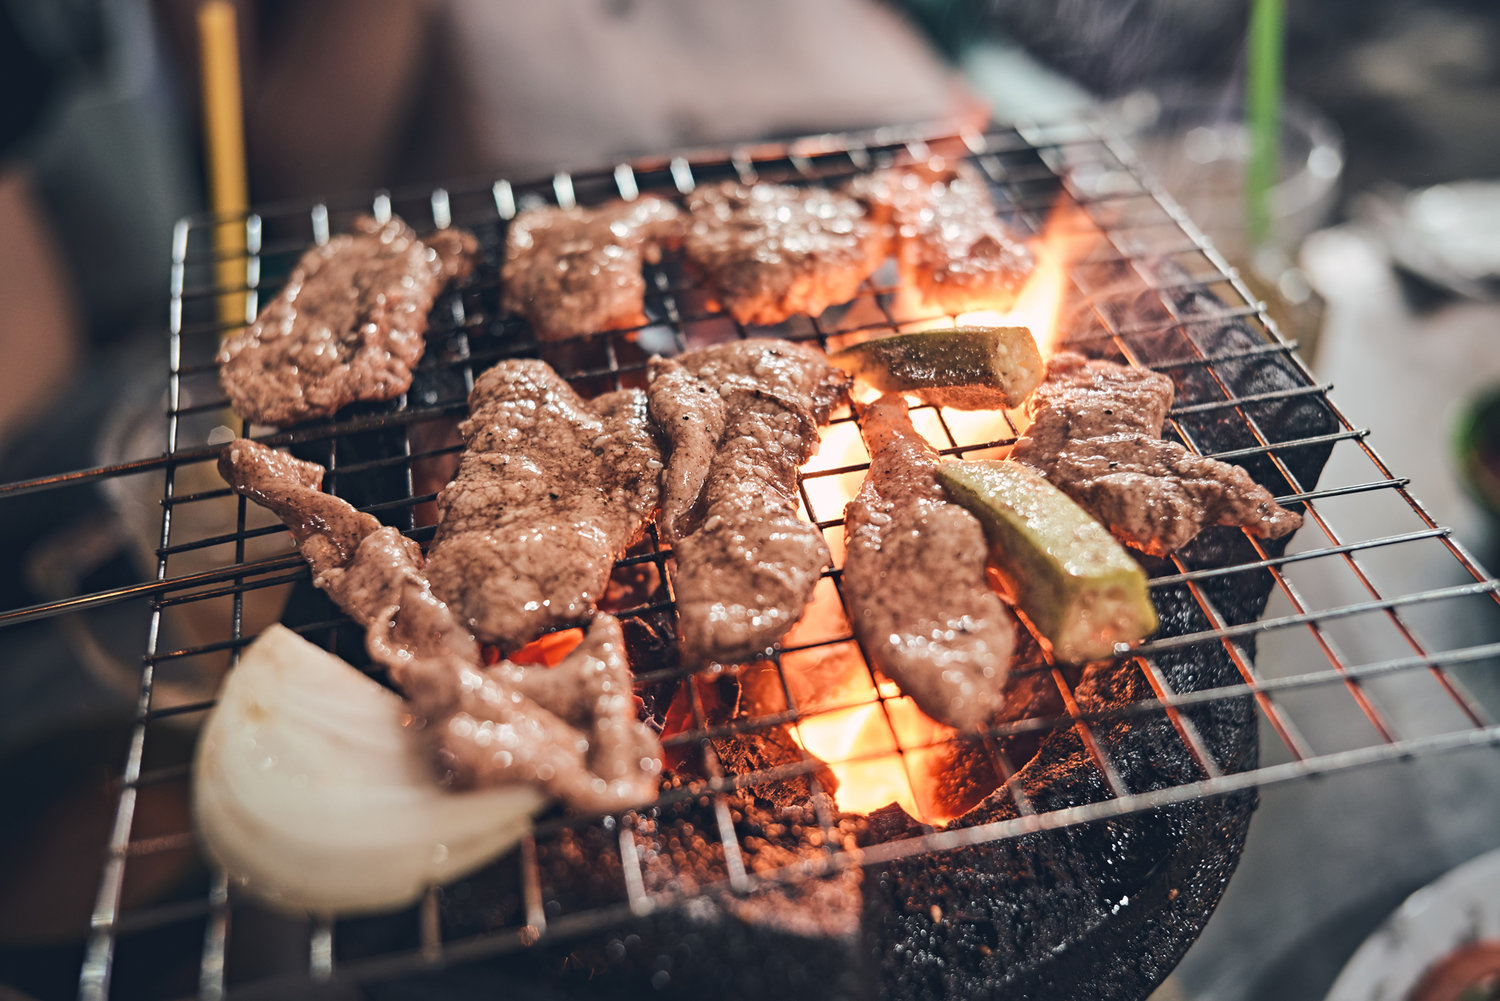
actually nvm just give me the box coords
[682,181,886,326]
[217,438,662,813]
[843,394,1015,729]
[217,215,476,426]
[648,338,849,666]
[1010,352,1303,556]
[425,359,662,651]
[850,161,1033,313]
[501,197,684,341]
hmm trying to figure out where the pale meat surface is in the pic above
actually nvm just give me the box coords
[501,196,684,341]
[217,215,476,425]
[682,181,886,326]
[850,161,1033,313]
[843,394,1015,729]
[648,338,849,666]
[426,359,662,651]
[217,438,661,813]
[1010,352,1303,555]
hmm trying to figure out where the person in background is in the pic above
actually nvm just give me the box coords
[150,0,978,201]
[0,1,84,448]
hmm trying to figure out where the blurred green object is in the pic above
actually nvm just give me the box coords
[1454,386,1500,523]
[1247,0,1285,248]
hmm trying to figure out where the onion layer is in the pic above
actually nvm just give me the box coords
[193,624,546,915]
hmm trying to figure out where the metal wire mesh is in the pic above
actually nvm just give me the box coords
[0,120,1485,999]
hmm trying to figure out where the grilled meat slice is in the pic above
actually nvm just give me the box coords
[843,394,1015,729]
[682,181,886,326]
[501,196,684,341]
[217,215,476,426]
[850,161,1033,313]
[648,338,849,666]
[1010,352,1303,555]
[426,359,663,651]
[217,438,662,813]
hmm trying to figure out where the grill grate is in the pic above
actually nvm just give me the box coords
[0,120,1486,998]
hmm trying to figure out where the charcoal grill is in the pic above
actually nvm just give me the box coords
[5,120,1500,1001]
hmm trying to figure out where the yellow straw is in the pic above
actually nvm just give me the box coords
[198,0,248,333]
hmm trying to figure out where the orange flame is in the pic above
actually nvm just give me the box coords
[786,421,963,827]
[789,682,959,826]
[906,198,1103,360]
[778,202,1100,828]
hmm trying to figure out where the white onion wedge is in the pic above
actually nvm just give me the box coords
[193,624,547,915]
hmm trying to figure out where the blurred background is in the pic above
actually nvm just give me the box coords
[3,1,1500,998]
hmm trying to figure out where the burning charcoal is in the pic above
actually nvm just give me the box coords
[710,723,836,814]
[859,802,927,843]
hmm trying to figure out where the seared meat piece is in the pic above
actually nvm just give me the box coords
[843,394,1015,729]
[1010,352,1303,555]
[648,338,849,666]
[217,438,662,813]
[501,196,684,341]
[426,359,662,650]
[682,181,886,326]
[850,161,1033,313]
[217,215,476,426]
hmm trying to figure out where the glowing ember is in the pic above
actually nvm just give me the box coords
[506,628,584,666]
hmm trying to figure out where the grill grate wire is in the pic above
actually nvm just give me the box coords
[0,120,1481,998]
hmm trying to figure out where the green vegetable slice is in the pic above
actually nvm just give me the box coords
[829,326,1044,410]
[938,459,1157,663]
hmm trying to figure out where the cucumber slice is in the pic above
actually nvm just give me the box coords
[829,326,1044,410]
[938,460,1157,663]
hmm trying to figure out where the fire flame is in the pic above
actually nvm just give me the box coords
[904,198,1102,360]
[791,681,958,825]
[782,199,1100,828]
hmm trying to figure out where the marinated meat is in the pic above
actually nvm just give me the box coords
[425,359,662,650]
[1010,352,1303,555]
[682,181,886,326]
[217,438,662,813]
[850,161,1033,313]
[501,197,684,341]
[648,338,849,666]
[217,215,476,426]
[843,394,1015,729]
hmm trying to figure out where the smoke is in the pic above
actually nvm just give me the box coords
[980,0,1251,96]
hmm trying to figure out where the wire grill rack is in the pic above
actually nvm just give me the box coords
[0,120,1493,998]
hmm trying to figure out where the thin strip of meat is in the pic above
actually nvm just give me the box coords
[849,161,1033,313]
[682,181,886,326]
[842,394,1016,729]
[424,359,662,651]
[501,197,684,342]
[648,338,849,666]
[1009,352,1303,556]
[217,438,662,813]
[217,215,476,426]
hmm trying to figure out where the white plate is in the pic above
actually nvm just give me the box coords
[1325,845,1500,1001]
